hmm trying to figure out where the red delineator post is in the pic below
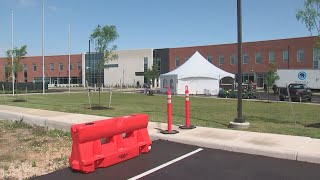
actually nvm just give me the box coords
[167,88,172,131]
[161,87,179,134]
[180,85,195,129]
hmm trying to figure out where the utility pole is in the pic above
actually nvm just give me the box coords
[230,0,250,129]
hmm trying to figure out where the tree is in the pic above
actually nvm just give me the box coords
[90,25,119,70]
[144,63,159,88]
[265,63,280,102]
[6,45,27,82]
[296,0,320,48]
[90,25,119,107]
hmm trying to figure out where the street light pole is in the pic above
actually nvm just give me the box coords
[68,22,71,93]
[86,40,90,87]
[230,0,250,129]
[42,1,45,95]
[236,0,243,123]
[11,10,14,96]
[123,69,125,87]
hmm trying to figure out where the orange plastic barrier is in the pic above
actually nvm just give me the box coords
[69,114,152,173]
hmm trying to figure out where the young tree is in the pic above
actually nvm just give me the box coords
[144,63,159,88]
[152,62,160,87]
[90,25,119,107]
[265,63,280,102]
[296,0,320,48]
[90,25,119,69]
[6,45,27,82]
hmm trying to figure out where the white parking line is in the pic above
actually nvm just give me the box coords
[128,148,203,180]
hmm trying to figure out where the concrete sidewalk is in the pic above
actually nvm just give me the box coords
[0,105,319,165]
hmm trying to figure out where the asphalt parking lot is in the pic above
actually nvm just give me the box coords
[256,92,320,104]
[32,140,320,180]
[135,89,320,104]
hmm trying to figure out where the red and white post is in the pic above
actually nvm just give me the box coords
[180,85,195,129]
[161,87,179,134]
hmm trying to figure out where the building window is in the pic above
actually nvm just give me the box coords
[156,58,161,72]
[230,54,236,65]
[313,48,320,69]
[175,57,180,67]
[77,62,81,70]
[144,57,148,72]
[4,66,9,81]
[314,61,319,69]
[105,64,119,68]
[297,49,304,62]
[49,63,54,70]
[283,50,288,62]
[33,64,37,71]
[243,53,248,64]
[23,64,27,71]
[255,52,261,64]
[59,63,63,71]
[207,56,213,63]
[219,55,224,65]
[269,51,275,63]
[70,64,73,70]
[23,64,28,82]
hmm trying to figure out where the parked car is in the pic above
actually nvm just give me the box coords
[279,83,312,102]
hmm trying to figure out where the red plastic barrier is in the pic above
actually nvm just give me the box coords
[69,114,152,173]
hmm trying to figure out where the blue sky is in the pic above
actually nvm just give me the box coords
[0,0,311,57]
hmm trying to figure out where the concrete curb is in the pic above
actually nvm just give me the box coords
[45,118,73,132]
[0,110,47,127]
[0,110,319,165]
[149,132,298,162]
[296,152,320,164]
[223,142,298,161]
[0,110,72,131]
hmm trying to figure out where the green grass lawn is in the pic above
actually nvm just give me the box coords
[1,92,320,138]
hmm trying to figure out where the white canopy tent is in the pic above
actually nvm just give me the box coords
[160,51,235,95]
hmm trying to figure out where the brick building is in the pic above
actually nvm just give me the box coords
[155,36,318,87]
[0,36,318,88]
[0,54,84,86]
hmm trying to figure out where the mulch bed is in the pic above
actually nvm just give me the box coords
[12,99,27,102]
[84,105,114,110]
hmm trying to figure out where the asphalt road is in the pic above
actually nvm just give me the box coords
[32,140,320,180]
